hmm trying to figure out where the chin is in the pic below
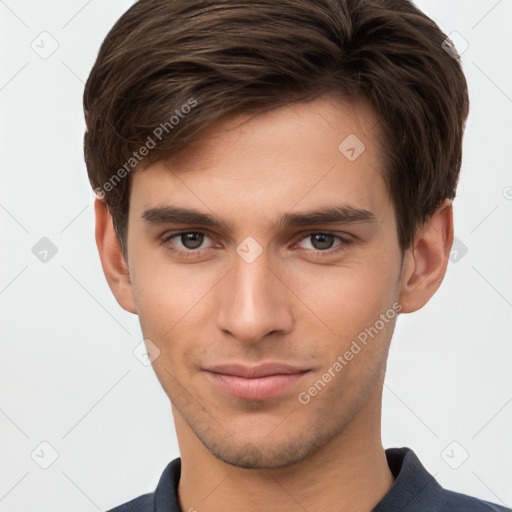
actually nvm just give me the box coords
[196,429,331,469]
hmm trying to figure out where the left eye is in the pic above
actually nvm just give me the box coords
[297,233,343,251]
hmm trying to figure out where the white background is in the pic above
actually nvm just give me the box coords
[0,1,511,510]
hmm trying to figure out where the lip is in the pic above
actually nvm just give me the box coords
[204,363,310,401]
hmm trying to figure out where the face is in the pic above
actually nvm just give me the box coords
[125,95,405,468]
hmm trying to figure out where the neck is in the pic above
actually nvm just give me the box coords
[174,379,395,512]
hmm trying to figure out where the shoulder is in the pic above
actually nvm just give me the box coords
[440,489,510,512]
[107,493,154,512]
[380,447,509,512]
[105,458,182,512]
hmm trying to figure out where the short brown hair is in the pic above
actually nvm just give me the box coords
[83,0,469,257]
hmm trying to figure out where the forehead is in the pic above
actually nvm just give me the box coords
[129,95,389,228]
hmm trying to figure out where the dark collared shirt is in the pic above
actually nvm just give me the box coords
[108,447,509,511]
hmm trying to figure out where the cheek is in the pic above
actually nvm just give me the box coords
[130,245,212,335]
[284,249,400,392]
[288,254,399,339]
[129,258,219,394]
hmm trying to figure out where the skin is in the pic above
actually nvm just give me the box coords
[95,94,453,511]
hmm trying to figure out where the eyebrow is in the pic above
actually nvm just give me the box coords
[141,204,377,231]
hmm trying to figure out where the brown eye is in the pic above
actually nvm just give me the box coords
[295,232,353,257]
[162,231,214,255]
[179,232,205,249]
[298,233,341,251]
[309,234,335,250]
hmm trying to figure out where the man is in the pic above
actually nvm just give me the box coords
[83,0,508,510]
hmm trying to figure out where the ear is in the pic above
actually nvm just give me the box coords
[94,198,137,314]
[398,200,454,313]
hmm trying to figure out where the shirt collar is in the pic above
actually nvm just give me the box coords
[372,447,445,511]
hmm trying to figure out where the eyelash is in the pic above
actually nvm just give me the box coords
[160,230,353,259]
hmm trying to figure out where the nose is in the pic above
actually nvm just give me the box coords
[216,250,294,344]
